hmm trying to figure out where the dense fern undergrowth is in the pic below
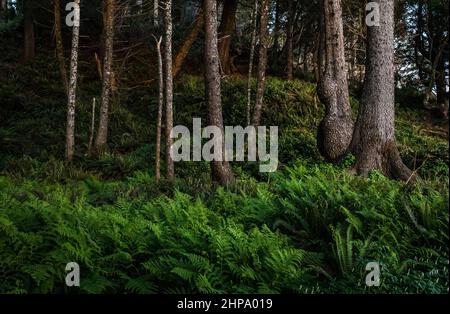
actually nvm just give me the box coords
[0,53,449,294]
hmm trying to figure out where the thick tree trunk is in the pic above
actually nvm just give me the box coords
[95,0,115,155]
[163,0,175,180]
[204,0,234,185]
[246,0,259,126]
[66,0,81,162]
[23,0,35,63]
[286,0,294,80]
[54,0,69,94]
[251,0,270,126]
[155,36,163,182]
[350,0,414,181]
[172,5,204,78]
[316,0,353,162]
[218,0,238,75]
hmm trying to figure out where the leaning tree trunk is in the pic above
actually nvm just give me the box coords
[251,0,270,126]
[218,0,238,75]
[316,0,354,162]
[350,0,414,181]
[286,0,294,80]
[172,4,204,78]
[163,0,175,180]
[54,0,69,94]
[66,0,81,162]
[95,0,115,155]
[23,0,35,63]
[204,0,234,185]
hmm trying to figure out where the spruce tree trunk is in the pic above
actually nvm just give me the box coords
[218,0,238,75]
[316,0,353,162]
[23,0,35,63]
[95,0,115,155]
[251,0,270,126]
[54,0,69,94]
[350,0,414,181]
[66,0,81,162]
[204,0,234,185]
[163,0,175,180]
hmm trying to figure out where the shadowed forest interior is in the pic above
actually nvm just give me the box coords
[0,0,449,294]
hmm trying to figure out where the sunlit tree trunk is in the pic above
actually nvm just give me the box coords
[155,36,163,182]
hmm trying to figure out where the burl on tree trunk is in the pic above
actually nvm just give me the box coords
[317,0,354,162]
[350,0,415,182]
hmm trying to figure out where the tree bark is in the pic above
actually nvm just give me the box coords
[154,0,159,26]
[251,0,270,126]
[95,0,116,155]
[246,0,259,126]
[172,5,204,78]
[316,0,353,162]
[23,0,35,63]
[218,0,238,75]
[204,0,234,185]
[155,36,163,182]
[271,0,280,70]
[54,0,69,94]
[286,0,294,80]
[163,0,175,180]
[350,0,414,181]
[66,0,81,162]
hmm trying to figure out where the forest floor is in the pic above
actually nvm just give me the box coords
[0,45,449,293]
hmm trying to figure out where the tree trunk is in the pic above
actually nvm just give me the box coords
[95,0,116,155]
[218,0,238,75]
[204,0,234,185]
[23,0,35,63]
[316,0,353,162]
[54,0,69,94]
[286,0,294,80]
[251,0,270,126]
[66,0,81,162]
[271,0,280,70]
[350,0,414,181]
[163,0,175,180]
[155,36,163,182]
[172,5,204,78]
[246,0,259,126]
[0,0,7,23]
[154,0,159,26]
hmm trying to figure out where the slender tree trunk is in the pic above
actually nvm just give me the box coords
[271,0,280,70]
[246,0,259,126]
[163,0,174,180]
[286,0,294,80]
[54,0,69,94]
[350,0,414,181]
[204,0,234,185]
[155,36,163,182]
[251,0,270,126]
[173,5,204,78]
[95,0,116,155]
[66,0,81,162]
[218,0,238,75]
[23,0,35,63]
[316,0,353,162]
